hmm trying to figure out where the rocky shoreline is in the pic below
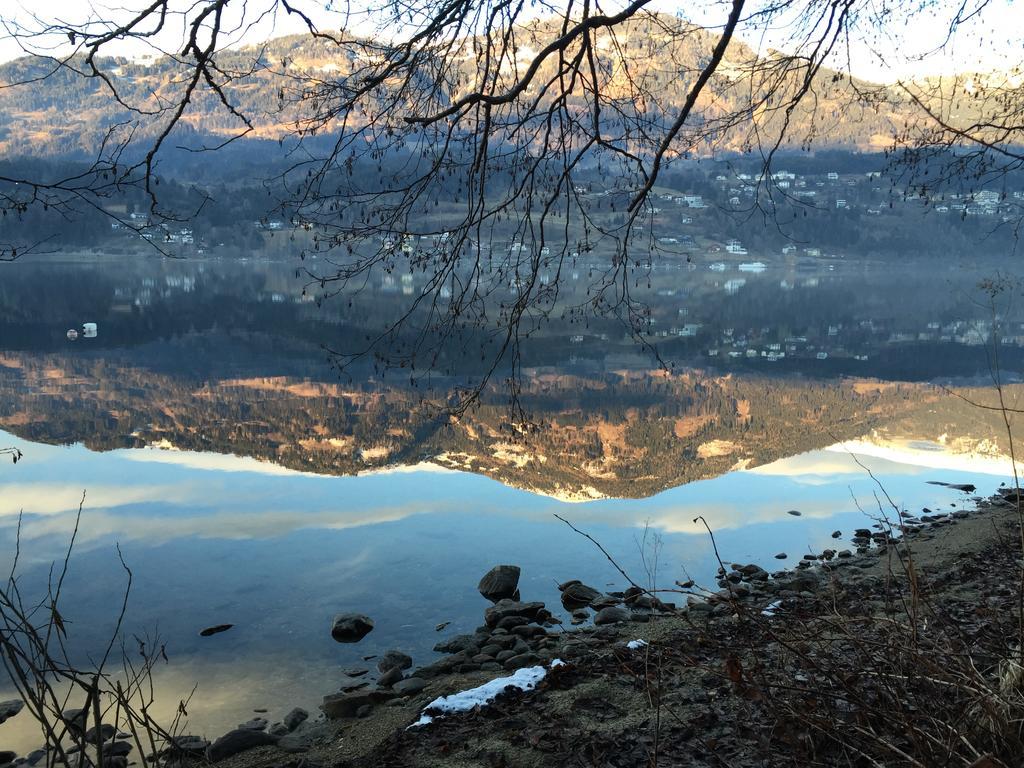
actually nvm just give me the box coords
[4,483,1021,768]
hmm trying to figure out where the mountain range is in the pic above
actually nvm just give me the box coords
[0,14,989,162]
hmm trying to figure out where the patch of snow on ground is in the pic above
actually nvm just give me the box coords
[410,661,564,728]
[626,639,648,650]
[762,600,782,617]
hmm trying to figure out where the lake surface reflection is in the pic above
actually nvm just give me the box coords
[1,254,1023,751]
[0,428,1014,751]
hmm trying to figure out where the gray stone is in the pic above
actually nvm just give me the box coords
[237,717,268,731]
[511,624,545,639]
[392,677,427,696]
[62,708,88,734]
[205,729,278,762]
[378,666,404,688]
[331,613,374,643]
[162,736,209,757]
[86,724,117,743]
[503,652,541,670]
[321,689,396,719]
[496,615,529,630]
[589,595,621,610]
[559,582,602,610]
[738,564,769,581]
[433,634,479,654]
[478,565,521,602]
[594,606,631,625]
[0,700,23,725]
[377,650,413,674]
[268,722,290,737]
[339,678,369,693]
[484,600,546,628]
[283,707,309,731]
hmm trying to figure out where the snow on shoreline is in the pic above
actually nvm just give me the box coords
[410,660,566,728]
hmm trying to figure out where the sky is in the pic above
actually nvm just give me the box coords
[0,0,1019,83]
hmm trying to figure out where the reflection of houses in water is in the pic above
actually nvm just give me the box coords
[723,279,746,295]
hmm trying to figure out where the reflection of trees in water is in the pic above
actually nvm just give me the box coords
[2,261,1021,382]
[0,350,981,498]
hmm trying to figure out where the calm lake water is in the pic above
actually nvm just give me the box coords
[0,254,1022,752]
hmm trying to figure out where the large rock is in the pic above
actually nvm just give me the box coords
[205,729,278,762]
[559,582,602,610]
[433,633,481,654]
[85,724,117,743]
[330,614,374,643]
[321,689,396,719]
[392,677,427,696]
[161,736,209,757]
[377,650,413,674]
[283,707,308,732]
[478,565,521,602]
[377,666,404,688]
[594,606,631,625]
[0,699,23,724]
[483,600,545,628]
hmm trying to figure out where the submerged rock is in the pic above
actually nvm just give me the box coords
[331,614,374,643]
[478,565,521,602]
[199,624,233,637]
